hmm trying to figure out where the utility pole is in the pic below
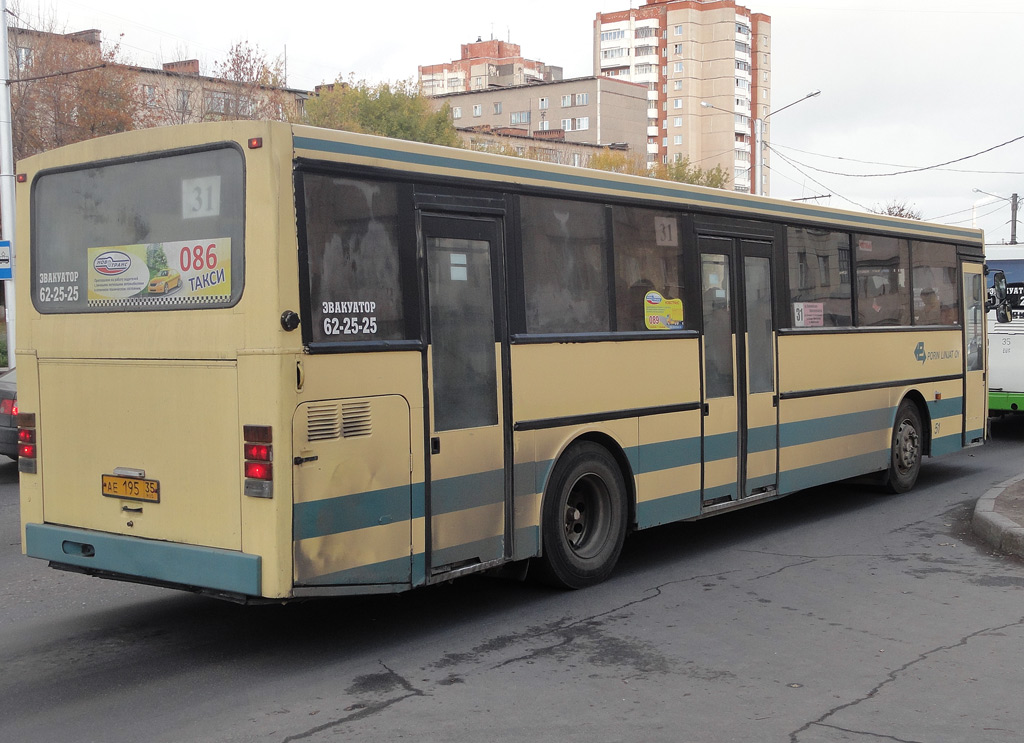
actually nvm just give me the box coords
[0,0,16,363]
[1011,193,1018,245]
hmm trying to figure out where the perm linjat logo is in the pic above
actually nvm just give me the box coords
[915,342,927,364]
[645,291,663,305]
[92,251,132,276]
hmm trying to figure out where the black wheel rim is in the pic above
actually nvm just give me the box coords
[562,472,612,559]
[894,417,920,476]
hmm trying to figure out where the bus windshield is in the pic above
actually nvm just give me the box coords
[31,145,245,313]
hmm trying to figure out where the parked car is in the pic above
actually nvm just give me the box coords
[0,368,17,459]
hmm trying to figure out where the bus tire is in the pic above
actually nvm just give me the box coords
[884,400,922,494]
[536,442,628,589]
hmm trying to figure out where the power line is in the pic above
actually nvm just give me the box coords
[771,141,1024,176]
[772,133,1024,178]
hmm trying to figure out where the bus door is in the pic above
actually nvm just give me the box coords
[421,214,510,577]
[699,233,779,508]
[962,262,986,442]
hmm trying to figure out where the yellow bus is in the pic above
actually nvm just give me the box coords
[16,121,987,601]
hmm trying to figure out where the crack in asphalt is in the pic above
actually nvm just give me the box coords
[788,616,1024,743]
[279,661,425,743]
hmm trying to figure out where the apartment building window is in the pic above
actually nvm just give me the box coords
[473,104,482,117]
[447,77,459,89]
[736,60,750,72]
[635,26,658,38]
[452,107,462,119]
[736,23,750,36]
[673,99,682,109]
[673,80,683,91]
[143,85,157,108]
[674,62,684,73]
[575,93,589,105]
[561,117,590,132]
[635,45,657,56]
[206,90,231,115]
[735,114,750,126]
[561,95,571,107]
[736,41,751,55]
[674,135,683,145]
[538,120,550,131]
[736,78,750,91]
[673,25,682,36]
[601,48,627,60]
[539,97,548,110]
[510,111,531,125]
[672,44,683,55]
[736,97,749,108]
[493,102,502,115]
[674,116,682,127]
[16,46,32,71]
[176,89,192,114]
[635,63,655,74]
[601,29,626,42]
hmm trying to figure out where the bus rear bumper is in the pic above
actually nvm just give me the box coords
[25,523,262,598]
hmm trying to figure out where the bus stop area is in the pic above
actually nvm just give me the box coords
[973,471,1024,556]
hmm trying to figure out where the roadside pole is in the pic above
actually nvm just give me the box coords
[0,0,15,365]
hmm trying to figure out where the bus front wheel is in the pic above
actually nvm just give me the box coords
[884,400,922,494]
[536,442,628,589]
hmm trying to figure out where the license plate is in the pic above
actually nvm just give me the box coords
[102,474,160,503]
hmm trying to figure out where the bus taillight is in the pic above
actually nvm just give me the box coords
[17,413,37,474]
[243,425,273,498]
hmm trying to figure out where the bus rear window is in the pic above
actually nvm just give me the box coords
[31,146,245,313]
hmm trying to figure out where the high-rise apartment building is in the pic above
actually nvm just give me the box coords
[420,38,562,96]
[594,0,771,194]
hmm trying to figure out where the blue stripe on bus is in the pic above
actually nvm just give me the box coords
[294,401,967,544]
[293,484,419,542]
[705,431,738,462]
[780,407,893,448]
[926,396,963,419]
[639,437,701,473]
[779,450,888,493]
[930,432,963,458]
[431,469,504,513]
[298,555,413,586]
[25,524,261,596]
[293,136,978,242]
[748,425,778,453]
[637,489,702,528]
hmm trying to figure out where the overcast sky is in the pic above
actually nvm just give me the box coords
[31,0,1024,244]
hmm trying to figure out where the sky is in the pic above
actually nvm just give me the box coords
[23,0,1024,245]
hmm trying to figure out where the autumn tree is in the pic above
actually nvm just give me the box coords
[306,78,461,147]
[587,150,732,189]
[141,42,298,126]
[8,26,141,160]
[872,200,922,220]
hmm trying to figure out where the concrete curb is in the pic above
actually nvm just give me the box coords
[972,472,1024,556]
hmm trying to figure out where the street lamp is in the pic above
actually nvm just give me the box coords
[701,90,820,196]
[972,188,1019,244]
[755,90,820,196]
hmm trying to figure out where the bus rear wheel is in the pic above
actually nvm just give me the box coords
[884,400,922,494]
[536,442,628,589]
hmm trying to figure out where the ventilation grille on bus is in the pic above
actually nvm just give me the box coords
[341,401,372,438]
[306,400,372,441]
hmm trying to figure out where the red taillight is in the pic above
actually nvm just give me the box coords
[244,443,271,462]
[244,460,273,480]
[17,413,37,474]
[0,399,15,415]
[243,425,273,497]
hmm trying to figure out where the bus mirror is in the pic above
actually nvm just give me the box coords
[987,271,1011,322]
[992,271,1007,303]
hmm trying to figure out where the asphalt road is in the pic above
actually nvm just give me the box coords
[2,418,1023,743]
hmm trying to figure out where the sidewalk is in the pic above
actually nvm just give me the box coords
[972,473,1024,557]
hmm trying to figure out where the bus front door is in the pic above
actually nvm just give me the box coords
[699,233,779,508]
[421,214,510,579]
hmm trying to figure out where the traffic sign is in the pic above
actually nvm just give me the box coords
[0,240,11,280]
